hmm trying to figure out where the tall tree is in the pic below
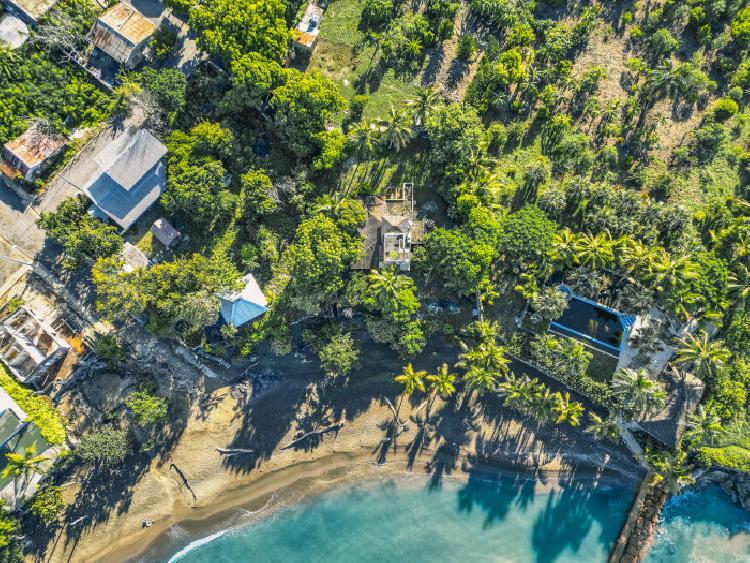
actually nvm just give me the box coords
[610,368,666,418]
[674,332,730,380]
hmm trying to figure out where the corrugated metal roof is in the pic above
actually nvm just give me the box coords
[220,274,267,327]
[93,2,156,62]
[84,129,167,231]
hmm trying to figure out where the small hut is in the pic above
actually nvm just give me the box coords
[219,274,268,328]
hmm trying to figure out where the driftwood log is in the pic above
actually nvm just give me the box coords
[216,448,254,457]
[281,422,345,449]
[383,397,408,427]
[170,462,197,502]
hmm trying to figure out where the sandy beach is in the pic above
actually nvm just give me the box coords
[34,348,642,563]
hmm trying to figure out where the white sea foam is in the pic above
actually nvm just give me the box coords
[168,528,228,562]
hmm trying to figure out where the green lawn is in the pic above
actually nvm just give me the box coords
[309,0,421,120]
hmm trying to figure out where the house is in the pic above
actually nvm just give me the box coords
[291,3,324,53]
[90,2,156,68]
[151,218,181,248]
[0,13,28,49]
[351,183,424,272]
[548,285,635,357]
[0,123,67,183]
[219,274,268,328]
[0,307,69,388]
[83,128,167,232]
[2,0,58,25]
[630,366,705,449]
[121,242,149,272]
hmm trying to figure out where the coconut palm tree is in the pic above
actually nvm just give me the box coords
[348,120,378,161]
[646,250,699,295]
[620,238,660,277]
[728,264,750,313]
[586,412,620,441]
[462,367,501,394]
[369,268,412,302]
[456,341,510,381]
[627,325,665,363]
[498,374,542,415]
[378,104,413,153]
[530,287,568,323]
[574,230,616,270]
[549,229,579,269]
[646,449,694,492]
[406,84,441,127]
[394,363,427,397]
[674,331,730,380]
[530,387,559,422]
[426,363,456,399]
[552,392,585,426]
[683,405,723,446]
[2,442,47,503]
[610,367,667,418]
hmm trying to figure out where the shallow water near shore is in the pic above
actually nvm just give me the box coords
[647,484,750,562]
[143,470,634,563]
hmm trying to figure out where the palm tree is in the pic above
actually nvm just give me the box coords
[646,250,698,295]
[610,368,667,418]
[406,84,441,127]
[574,230,616,270]
[2,442,47,503]
[369,268,411,302]
[646,449,694,492]
[394,363,427,397]
[349,120,378,160]
[426,363,456,399]
[620,238,659,276]
[728,264,750,313]
[586,412,620,441]
[530,287,568,323]
[627,325,664,362]
[553,392,585,426]
[549,229,579,269]
[683,405,723,446]
[378,104,413,153]
[462,367,501,394]
[456,341,510,381]
[674,331,730,380]
[498,374,543,415]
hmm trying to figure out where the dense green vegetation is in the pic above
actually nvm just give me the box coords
[0,366,66,445]
[26,0,750,512]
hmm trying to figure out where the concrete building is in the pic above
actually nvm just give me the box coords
[83,128,167,232]
[91,2,156,68]
[0,123,67,183]
[0,307,69,387]
[352,183,424,272]
[291,3,324,53]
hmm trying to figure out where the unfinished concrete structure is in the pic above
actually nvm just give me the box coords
[0,307,69,387]
[0,123,67,183]
[352,183,424,272]
[291,3,324,53]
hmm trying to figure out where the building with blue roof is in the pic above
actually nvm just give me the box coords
[219,274,268,328]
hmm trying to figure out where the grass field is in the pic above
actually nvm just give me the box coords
[309,0,422,120]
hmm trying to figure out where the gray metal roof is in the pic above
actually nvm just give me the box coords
[85,129,167,231]
[93,129,167,191]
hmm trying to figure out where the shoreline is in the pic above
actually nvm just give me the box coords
[116,445,642,562]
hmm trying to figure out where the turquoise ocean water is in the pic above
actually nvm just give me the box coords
[163,474,633,563]
[647,484,750,562]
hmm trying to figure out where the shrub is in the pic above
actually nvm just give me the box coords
[30,485,65,524]
[79,426,129,464]
[164,0,193,13]
[457,34,477,61]
[498,205,557,264]
[712,97,739,122]
[362,0,393,28]
[93,334,123,368]
[696,445,750,471]
[318,333,360,379]
[125,391,169,425]
[0,366,65,445]
[486,123,507,154]
[149,25,178,61]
